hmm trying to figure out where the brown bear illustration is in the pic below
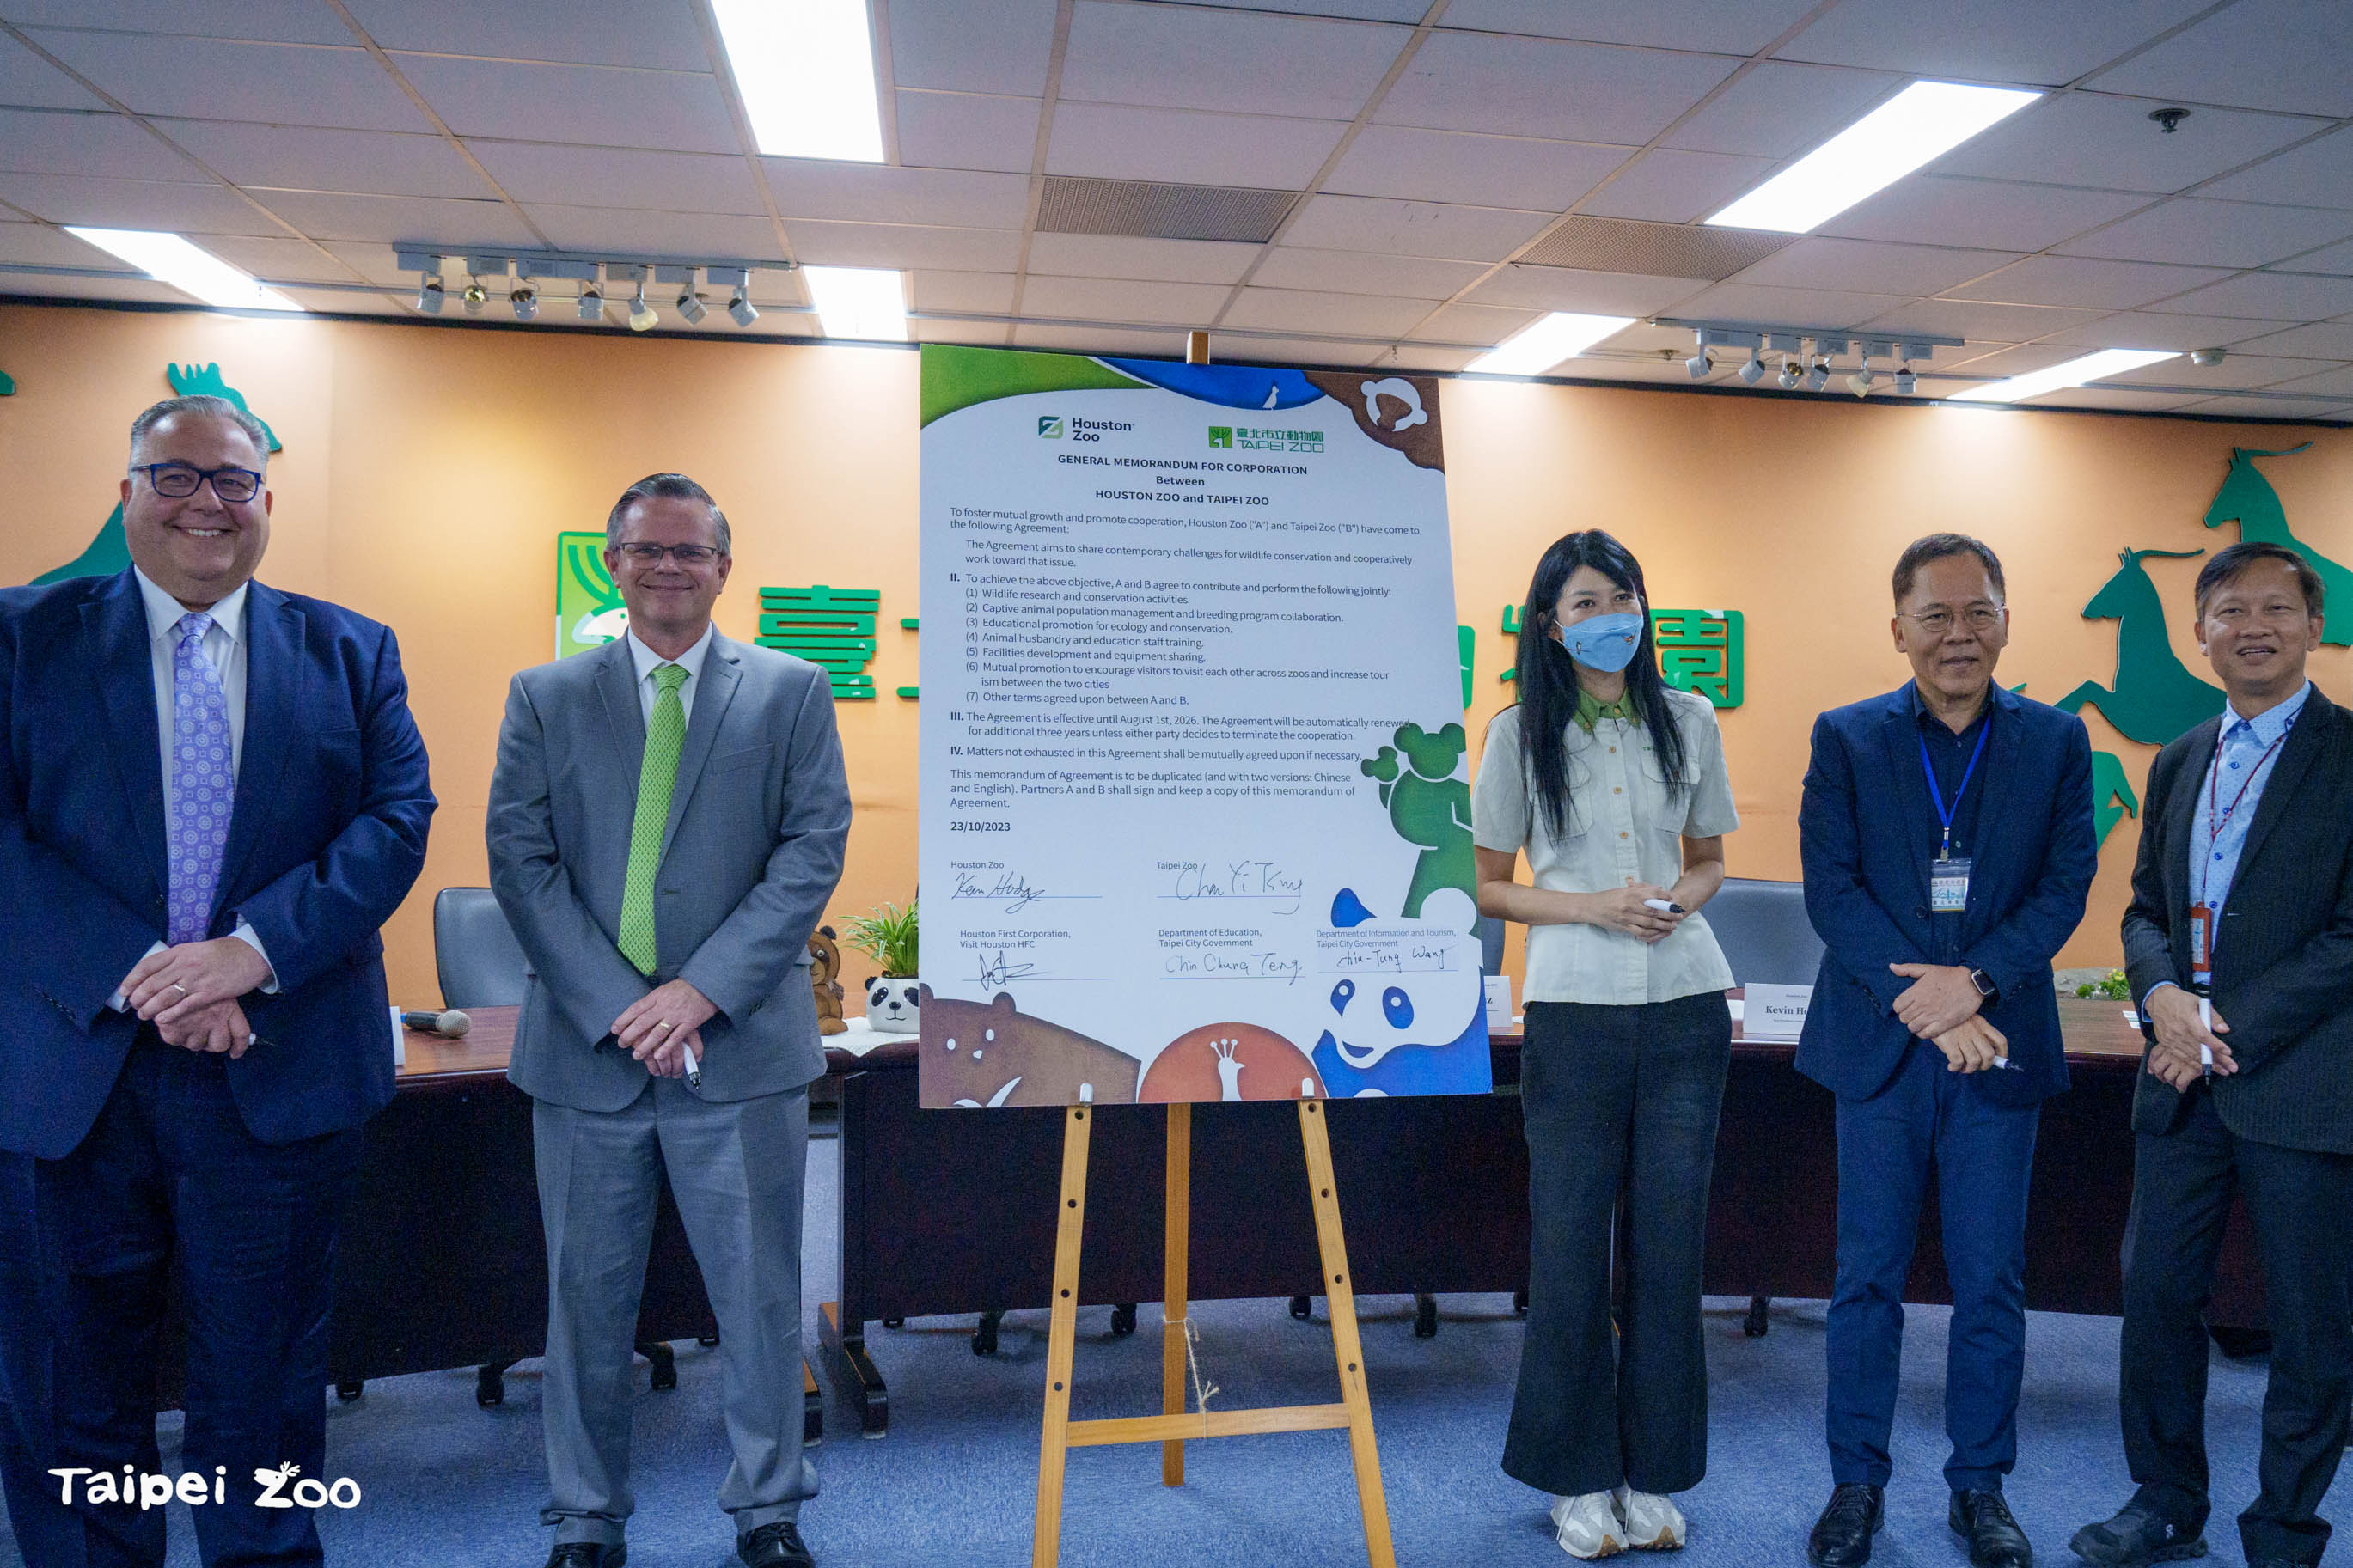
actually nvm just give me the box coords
[919,988,1142,1108]
[807,925,846,1036]
[1139,1022,1324,1103]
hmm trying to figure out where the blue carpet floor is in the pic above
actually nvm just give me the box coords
[3,1126,2301,1568]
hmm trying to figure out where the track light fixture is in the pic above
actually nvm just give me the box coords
[1806,357,1830,393]
[1776,354,1800,390]
[461,278,487,315]
[1894,364,1917,394]
[510,282,537,321]
[627,279,657,333]
[414,275,445,314]
[1684,351,1710,379]
[1849,356,1875,397]
[729,283,758,327]
[1737,349,1765,385]
[675,287,706,325]
[577,284,604,323]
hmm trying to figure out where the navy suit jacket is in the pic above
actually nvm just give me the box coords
[0,568,435,1159]
[1794,683,2097,1107]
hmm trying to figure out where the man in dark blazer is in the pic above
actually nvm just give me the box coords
[488,474,849,1568]
[0,395,434,1566]
[2072,541,2352,1568]
[1798,534,2097,1568]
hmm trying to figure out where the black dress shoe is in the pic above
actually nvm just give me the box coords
[544,1545,626,1568]
[2067,1504,2206,1568]
[1809,1485,1884,1568]
[739,1521,816,1568]
[1952,1490,2034,1568]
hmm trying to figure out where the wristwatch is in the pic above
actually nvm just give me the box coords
[1968,967,2002,1006]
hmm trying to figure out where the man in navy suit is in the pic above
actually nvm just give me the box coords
[0,395,434,1566]
[1797,534,2097,1568]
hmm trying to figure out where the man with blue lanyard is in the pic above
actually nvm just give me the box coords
[2074,540,2353,1568]
[1798,534,2097,1568]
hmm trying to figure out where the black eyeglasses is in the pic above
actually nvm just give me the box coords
[132,462,264,503]
[614,542,723,567]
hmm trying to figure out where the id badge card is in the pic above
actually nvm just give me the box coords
[1930,856,1971,913]
[2188,901,2214,989]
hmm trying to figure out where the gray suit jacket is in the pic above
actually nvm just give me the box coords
[486,631,850,1111]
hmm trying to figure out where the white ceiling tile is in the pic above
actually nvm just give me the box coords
[0,173,268,234]
[909,269,1016,315]
[890,0,1060,95]
[1729,237,2019,296]
[1776,0,2216,84]
[2006,386,2206,412]
[6,0,355,43]
[2228,322,2353,358]
[895,91,1040,174]
[1323,125,1629,210]
[1817,176,2149,252]
[1060,3,1409,120]
[913,319,1014,347]
[0,219,116,266]
[1856,299,2105,339]
[1220,286,1430,337]
[1383,343,1480,371]
[1662,61,1905,161]
[256,188,537,246]
[2042,311,2304,351]
[1674,281,1911,328]
[743,268,811,306]
[1250,246,1487,299]
[321,240,443,286]
[390,55,737,154]
[2093,0,2353,119]
[2264,363,2353,397]
[1020,274,1232,326]
[521,205,781,258]
[25,33,428,132]
[1011,321,1185,356]
[785,220,1022,272]
[1403,301,1543,345]
[2152,270,2353,320]
[1576,149,1774,223]
[1024,233,1261,284]
[1945,256,2234,310]
[1156,0,1428,17]
[160,119,486,198]
[0,108,202,180]
[1044,103,1346,191]
[1378,31,1736,143]
[277,286,410,314]
[186,233,360,283]
[1440,0,1827,54]
[2197,128,2353,210]
[762,163,1030,229]
[0,272,197,305]
[2283,237,2353,276]
[1465,264,1713,315]
[2169,394,2348,420]
[1282,194,1549,260]
[1592,321,1703,353]
[0,32,102,108]
[340,0,711,71]
[1216,334,1384,367]
[1929,343,2087,378]
[2052,198,2353,270]
[2101,353,2318,389]
[1934,94,2329,197]
[467,143,760,212]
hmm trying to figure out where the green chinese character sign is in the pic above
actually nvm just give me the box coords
[1493,605,1744,709]
[759,585,881,699]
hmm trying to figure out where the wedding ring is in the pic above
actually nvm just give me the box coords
[654,1020,674,1031]
[169,983,188,996]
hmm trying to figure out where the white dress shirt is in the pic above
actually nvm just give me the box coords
[624,622,714,727]
[114,568,275,1002]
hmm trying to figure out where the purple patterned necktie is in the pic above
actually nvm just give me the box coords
[166,612,234,945]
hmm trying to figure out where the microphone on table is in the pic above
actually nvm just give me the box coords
[400,1009,472,1039]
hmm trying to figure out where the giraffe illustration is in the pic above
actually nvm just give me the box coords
[2203,442,2350,645]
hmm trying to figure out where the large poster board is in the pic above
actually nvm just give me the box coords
[917,345,1488,1108]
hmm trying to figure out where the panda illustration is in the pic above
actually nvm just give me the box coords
[1309,887,1489,1098]
[866,978,921,1031]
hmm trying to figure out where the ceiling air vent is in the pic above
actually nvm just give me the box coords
[1518,216,1793,280]
[1036,177,1299,244]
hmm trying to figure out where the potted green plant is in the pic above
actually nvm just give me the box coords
[843,900,920,1030]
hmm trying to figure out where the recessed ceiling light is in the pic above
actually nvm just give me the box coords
[803,265,906,339]
[1464,312,1635,377]
[64,227,303,311]
[712,0,884,162]
[1706,81,2041,235]
[1948,348,2179,404]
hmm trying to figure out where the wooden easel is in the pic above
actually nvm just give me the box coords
[1029,1099,1397,1568]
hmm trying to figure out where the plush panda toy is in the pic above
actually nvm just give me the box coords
[865,978,921,1032]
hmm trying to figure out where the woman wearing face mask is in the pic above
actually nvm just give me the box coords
[1472,529,1740,1559]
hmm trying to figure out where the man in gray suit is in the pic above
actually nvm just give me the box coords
[487,473,850,1568]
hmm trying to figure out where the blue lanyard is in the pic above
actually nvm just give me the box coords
[1918,717,1990,861]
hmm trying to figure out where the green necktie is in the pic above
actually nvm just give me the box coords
[618,662,689,975]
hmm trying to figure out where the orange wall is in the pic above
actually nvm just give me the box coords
[5,302,2348,1004]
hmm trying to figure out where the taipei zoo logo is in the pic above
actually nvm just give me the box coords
[1037,416,1064,438]
[48,1461,364,1512]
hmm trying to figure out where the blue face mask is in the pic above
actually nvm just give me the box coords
[1552,611,1645,674]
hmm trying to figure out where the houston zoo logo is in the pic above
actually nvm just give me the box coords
[46,1461,363,1511]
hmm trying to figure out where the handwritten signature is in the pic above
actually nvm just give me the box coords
[1162,950,1304,984]
[1164,856,1305,916]
[955,869,1048,914]
[975,951,1042,988]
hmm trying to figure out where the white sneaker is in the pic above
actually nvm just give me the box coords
[1614,1486,1687,1551]
[1550,1491,1627,1559]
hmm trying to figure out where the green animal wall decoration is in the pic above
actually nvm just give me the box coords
[0,369,15,395]
[2203,443,2349,644]
[167,362,282,452]
[2057,548,2227,746]
[2089,750,2142,849]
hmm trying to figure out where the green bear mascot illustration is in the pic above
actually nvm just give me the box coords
[1360,721,1474,928]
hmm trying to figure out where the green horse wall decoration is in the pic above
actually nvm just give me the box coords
[2203,442,2350,645]
[2057,546,2227,746]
